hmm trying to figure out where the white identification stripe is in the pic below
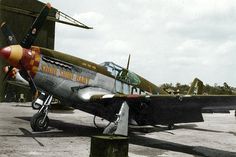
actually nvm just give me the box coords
[102,94,115,99]
[35,99,43,105]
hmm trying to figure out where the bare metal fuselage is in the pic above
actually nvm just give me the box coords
[34,55,115,104]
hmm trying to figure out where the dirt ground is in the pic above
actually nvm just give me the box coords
[0,102,236,157]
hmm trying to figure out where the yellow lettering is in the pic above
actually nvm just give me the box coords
[41,65,90,83]
[76,75,90,84]
[92,66,96,70]
[41,65,57,75]
[60,70,73,80]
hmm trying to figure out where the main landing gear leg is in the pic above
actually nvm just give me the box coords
[103,101,129,136]
[31,92,47,110]
[30,95,53,132]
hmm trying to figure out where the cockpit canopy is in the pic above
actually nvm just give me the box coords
[100,62,141,85]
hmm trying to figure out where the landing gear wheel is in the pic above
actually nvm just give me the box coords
[31,100,41,110]
[168,124,175,130]
[30,112,49,132]
[93,116,111,129]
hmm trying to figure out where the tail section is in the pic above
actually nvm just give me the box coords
[187,78,204,95]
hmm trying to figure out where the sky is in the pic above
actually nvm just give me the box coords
[40,0,236,87]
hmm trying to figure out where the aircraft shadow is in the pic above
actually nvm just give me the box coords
[6,116,235,157]
[174,124,226,133]
[174,124,236,137]
[129,124,225,135]
[129,125,174,135]
[129,135,236,157]
[15,116,103,137]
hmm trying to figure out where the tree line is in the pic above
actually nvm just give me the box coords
[160,82,236,95]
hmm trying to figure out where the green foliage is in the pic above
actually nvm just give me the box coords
[204,82,234,95]
[160,82,236,95]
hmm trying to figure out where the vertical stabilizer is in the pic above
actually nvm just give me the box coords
[187,78,204,95]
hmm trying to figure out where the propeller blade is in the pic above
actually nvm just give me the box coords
[20,3,51,48]
[28,74,39,98]
[3,66,13,81]
[0,22,18,45]
[19,63,38,98]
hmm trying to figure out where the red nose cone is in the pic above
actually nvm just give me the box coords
[0,46,11,59]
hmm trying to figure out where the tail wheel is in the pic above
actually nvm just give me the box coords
[30,112,49,132]
[168,124,175,130]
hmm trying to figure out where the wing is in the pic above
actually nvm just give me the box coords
[88,94,236,126]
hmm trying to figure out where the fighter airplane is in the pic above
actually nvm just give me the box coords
[1,3,236,136]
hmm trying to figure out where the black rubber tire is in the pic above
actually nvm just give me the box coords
[31,100,41,110]
[93,116,111,129]
[168,124,175,130]
[30,112,49,132]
